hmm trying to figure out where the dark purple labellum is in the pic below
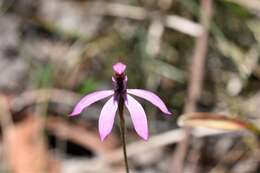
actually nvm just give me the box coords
[113,74,127,102]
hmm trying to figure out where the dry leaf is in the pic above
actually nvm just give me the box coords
[4,116,60,173]
[178,112,258,133]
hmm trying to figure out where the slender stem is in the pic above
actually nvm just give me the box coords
[118,97,130,173]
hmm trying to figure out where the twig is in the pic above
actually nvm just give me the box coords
[185,0,213,112]
[171,0,213,173]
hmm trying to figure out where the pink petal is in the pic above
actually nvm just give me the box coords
[125,94,148,140]
[113,62,126,75]
[99,97,118,141]
[127,89,171,115]
[70,90,114,116]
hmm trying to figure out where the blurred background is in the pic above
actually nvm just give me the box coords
[0,0,260,172]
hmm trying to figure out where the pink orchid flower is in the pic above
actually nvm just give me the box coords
[70,62,171,141]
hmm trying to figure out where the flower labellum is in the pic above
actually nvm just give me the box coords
[70,62,172,141]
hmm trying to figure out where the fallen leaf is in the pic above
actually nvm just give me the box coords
[178,112,259,133]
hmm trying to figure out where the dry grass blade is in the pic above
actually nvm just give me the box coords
[178,112,260,133]
[147,59,186,83]
[146,18,165,57]
[87,2,203,37]
[215,37,248,78]
[87,2,147,20]
[165,15,203,37]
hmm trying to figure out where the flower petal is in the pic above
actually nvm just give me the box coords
[99,97,118,141]
[127,89,171,115]
[125,94,148,140]
[70,90,114,116]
